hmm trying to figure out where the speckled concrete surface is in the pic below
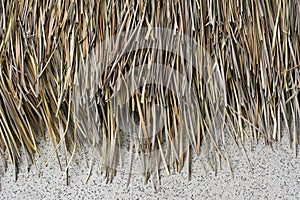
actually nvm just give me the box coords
[0,132,299,199]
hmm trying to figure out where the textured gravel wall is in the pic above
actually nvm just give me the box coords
[0,133,299,199]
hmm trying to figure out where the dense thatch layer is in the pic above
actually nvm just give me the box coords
[0,0,299,182]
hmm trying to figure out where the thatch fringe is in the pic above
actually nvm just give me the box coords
[0,0,299,183]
